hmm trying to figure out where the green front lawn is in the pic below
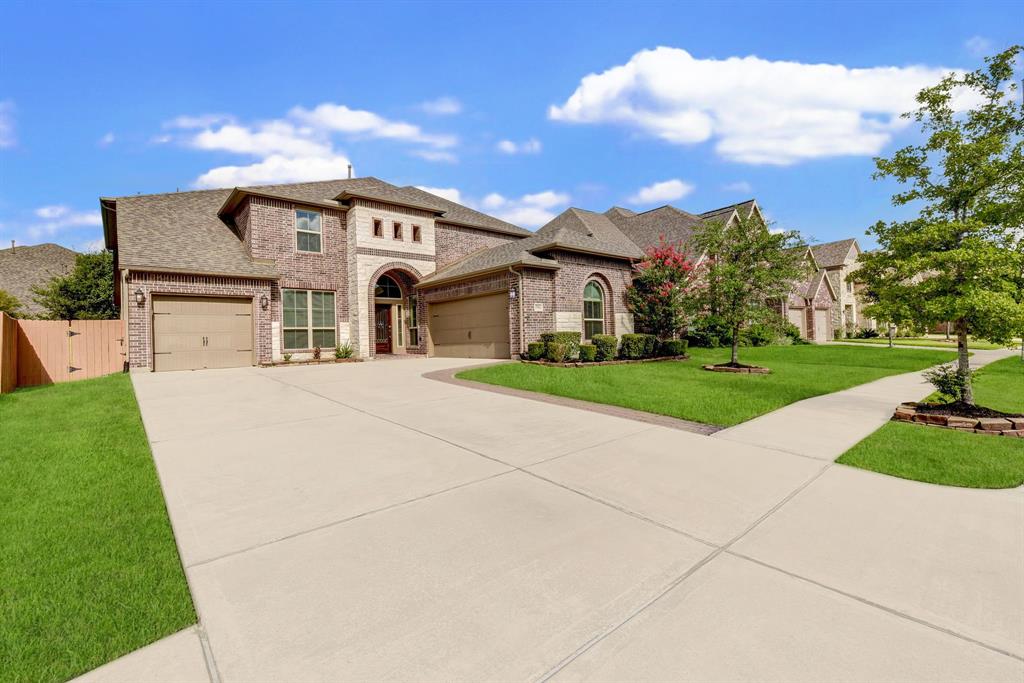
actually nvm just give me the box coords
[457,345,956,427]
[838,356,1024,488]
[0,374,195,683]
[839,336,1016,350]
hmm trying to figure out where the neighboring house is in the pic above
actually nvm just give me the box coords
[781,247,839,343]
[0,242,78,316]
[100,177,763,371]
[809,238,874,335]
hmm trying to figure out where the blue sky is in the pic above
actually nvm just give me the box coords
[0,0,1019,252]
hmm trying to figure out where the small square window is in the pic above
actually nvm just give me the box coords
[373,218,383,237]
[412,225,421,242]
[393,222,403,240]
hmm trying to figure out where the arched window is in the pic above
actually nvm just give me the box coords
[583,280,604,339]
[374,275,402,299]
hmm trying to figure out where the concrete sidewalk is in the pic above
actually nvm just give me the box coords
[713,347,1017,460]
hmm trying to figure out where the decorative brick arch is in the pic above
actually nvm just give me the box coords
[583,272,616,337]
[367,262,425,356]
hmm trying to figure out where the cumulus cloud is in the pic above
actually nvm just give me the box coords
[27,205,102,238]
[415,187,569,229]
[194,154,353,189]
[289,103,456,148]
[415,186,463,203]
[419,96,462,115]
[496,138,542,155]
[0,100,15,148]
[628,179,694,205]
[549,47,961,165]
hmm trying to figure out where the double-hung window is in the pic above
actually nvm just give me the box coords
[283,289,336,350]
[583,281,605,339]
[295,209,322,253]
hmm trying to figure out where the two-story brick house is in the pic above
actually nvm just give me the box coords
[100,177,761,371]
[809,238,873,336]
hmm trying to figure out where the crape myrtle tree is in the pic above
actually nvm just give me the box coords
[854,45,1024,403]
[625,238,699,340]
[32,251,118,320]
[691,212,807,367]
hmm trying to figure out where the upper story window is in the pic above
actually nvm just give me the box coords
[412,225,422,243]
[295,209,322,253]
[373,218,383,238]
[583,281,605,339]
[393,221,403,240]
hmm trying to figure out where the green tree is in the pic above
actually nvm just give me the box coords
[855,45,1024,403]
[626,239,699,340]
[32,251,118,320]
[692,212,807,366]
[0,289,22,317]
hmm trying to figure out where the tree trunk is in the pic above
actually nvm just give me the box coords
[956,319,974,405]
[731,325,740,365]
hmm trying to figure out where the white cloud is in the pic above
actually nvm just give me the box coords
[190,121,331,158]
[98,132,116,147]
[475,189,570,227]
[419,96,462,116]
[0,100,15,148]
[415,186,463,203]
[193,154,353,189]
[721,180,752,193]
[965,36,993,57]
[549,47,962,165]
[165,114,234,130]
[289,103,456,148]
[628,179,694,205]
[496,138,542,155]
[27,205,102,238]
[411,149,458,163]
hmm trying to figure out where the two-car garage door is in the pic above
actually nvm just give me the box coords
[428,292,510,359]
[152,295,254,371]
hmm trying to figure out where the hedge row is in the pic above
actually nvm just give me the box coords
[528,332,687,362]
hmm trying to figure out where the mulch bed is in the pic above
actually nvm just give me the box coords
[702,362,771,374]
[893,402,1024,437]
[261,358,362,368]
[521,355,689,368]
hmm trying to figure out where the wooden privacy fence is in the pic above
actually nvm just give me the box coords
[0,313,126,392]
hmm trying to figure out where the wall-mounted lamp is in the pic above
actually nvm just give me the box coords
[260,294,269,310]
[134,288,145,306]
[509,286,518,301]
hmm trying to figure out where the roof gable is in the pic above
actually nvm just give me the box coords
[809,238,859,268]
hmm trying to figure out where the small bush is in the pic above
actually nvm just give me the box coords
[591,334,618,361]
[546,342,568,363]
[743,324,775,347]
[313,346,322,360]
[579,344,597,362]
[619,333,658,359]
[526,342,545,360]
[334,343,353,359]
[540,331,582,360]
[686,315,732,348]
[924,364,976,402]
[283,353,292,362]
[780,321,810,345]
[854,327,880,339]
[659,339,689,356]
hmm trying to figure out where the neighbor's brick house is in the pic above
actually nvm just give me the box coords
[100,177,814,372]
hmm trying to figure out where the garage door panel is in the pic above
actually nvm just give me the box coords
[152,296,254,372]
[429,293,510,359]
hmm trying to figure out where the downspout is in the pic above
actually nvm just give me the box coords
[509,266,524,357]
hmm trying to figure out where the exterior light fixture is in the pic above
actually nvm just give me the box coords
[134,288,145,306]
[260,294,269,310]
[509,286,518,300]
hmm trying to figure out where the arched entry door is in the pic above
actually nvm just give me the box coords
[373,274,404,354]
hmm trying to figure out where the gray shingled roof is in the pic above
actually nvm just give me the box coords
[0,243,78,315]
[810,238,858,268]
[112,189,279,279]
[536,208,642,256]
[607,205,705,254]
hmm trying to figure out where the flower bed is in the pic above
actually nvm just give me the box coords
[261,358,363,368]
[522,355,689,368]
[702,363,771,374]
[892,402,1024,437]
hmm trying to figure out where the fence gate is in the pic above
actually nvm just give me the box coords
[14,319,125,388]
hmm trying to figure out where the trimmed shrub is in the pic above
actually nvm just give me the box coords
[540,331,582,359]
[334,343,353,359]
[591,334,618,361]
[619,333,658,359]
[924,365,976,402]
[854,327,880,339]
[659,339,688,356]
[578,344,597,362]
[526,342,545,360]
[742,323,775,347]
[546,342,568,363]
[780,321,810,345]
[685,315,732,348]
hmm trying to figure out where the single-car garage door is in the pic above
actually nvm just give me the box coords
[787,308,806,339]
[429,292,510,359]
[814,309,830,344]
[153,295,254,371]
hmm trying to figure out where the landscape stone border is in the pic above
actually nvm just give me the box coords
[260,358,364,368]
[521,355,689,368]
[702,364,772,374]
[892,403,1024,437]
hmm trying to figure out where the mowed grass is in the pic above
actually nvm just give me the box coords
[0,374,195,683]
[458,345,955,427]
[839,356,1024,488]
[840,336,1015,350]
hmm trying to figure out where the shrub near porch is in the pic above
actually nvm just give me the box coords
[458,345,955,427]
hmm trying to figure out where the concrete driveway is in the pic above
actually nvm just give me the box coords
[112,357,1021,682]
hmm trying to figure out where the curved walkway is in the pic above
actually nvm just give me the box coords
[78,354,1022,682]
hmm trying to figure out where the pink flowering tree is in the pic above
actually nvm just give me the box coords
[625,238,699,340]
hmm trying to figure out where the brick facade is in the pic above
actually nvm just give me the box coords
[126,271,274,369]
[418,271,518,355]
[548,250,634,339]
[434,223,519,270]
